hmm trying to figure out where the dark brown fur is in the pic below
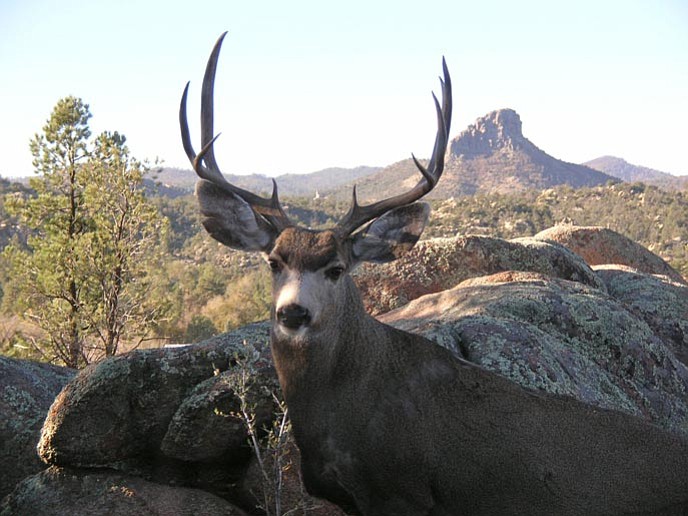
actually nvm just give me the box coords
[268,231,688,515]
[271,229,345,272]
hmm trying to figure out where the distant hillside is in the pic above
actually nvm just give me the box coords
[583,156,672,182]
[323,158,422,203]
[424,182,688,279]
[328,109,617,202]
[0,178,32,248]
[583,156,688,190]
[149,165,381,197]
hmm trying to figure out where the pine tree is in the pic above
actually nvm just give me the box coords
[3,98,169,367]
[4,97,92,366]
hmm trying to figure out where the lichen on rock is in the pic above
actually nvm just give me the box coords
[380,273,688,435]
[0,357,75,500]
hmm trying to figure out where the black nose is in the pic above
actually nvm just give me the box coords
[277,304,311,330]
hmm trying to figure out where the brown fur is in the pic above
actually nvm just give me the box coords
[267,228,688,516]
[271,229,345,272]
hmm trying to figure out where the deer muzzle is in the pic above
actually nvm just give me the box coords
[277,303,312,330]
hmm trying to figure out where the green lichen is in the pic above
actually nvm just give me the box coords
[2,385,38,417]
[391,273,688,435]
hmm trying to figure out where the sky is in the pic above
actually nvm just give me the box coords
[1,0,687,179]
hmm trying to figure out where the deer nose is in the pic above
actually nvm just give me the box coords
[277,304,311,330]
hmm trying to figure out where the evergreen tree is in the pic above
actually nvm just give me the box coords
[3,98,169,367]
[4,97,92,366]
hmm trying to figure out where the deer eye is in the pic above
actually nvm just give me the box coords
[267,259,282,273]
[325,266,345,281]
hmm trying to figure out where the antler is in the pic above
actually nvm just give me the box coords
[180,32,293,232]
[336,59,452,237]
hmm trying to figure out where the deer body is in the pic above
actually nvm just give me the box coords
[267,240,688,515]
[181,33,688,515]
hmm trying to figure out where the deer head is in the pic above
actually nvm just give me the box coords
[180,32,451,340]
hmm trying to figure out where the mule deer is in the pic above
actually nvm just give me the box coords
[181,33,688,516]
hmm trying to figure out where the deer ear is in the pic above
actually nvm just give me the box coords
[196,180,278,252]
[350,202,429,264]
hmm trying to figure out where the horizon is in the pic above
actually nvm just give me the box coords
[1,0,687,179]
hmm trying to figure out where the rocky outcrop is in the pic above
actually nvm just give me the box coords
[3,225,687,514]
[329,109,616,200]
[440,109,615,195]
[380,271,688,435]
[594,265,688,367]
[36,323,274,505]
[0,357,75,500]
[534,225,687,284]
[0,466,247,516]
[355,234,604,315]
[23,321,338,515]
[450,108,527,157]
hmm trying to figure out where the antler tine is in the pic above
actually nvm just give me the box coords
[179,32,292,232]
[336,59,452,237]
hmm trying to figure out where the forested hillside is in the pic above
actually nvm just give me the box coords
[427,182,688,274]
[2,178,687,363]
[142,180,688,339]
[0,178,31,248]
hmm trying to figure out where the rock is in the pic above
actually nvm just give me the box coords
[37,322,274,500]
[450,108,527,158]
[161,366,277,463]
[355,234,604,315]
[0,466,246,516]
[380,272,688,435]
[534,225,687,284]
[23,224,688,513]
[440,109,614,195]
[0,357,75,499]
[594,265,688,367]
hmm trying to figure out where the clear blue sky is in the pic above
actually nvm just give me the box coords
[1,0,687,178]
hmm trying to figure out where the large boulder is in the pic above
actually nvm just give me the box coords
[380,271,688,435]
[37,322,274,502]
[0,357,75,499]
[0,466,246,516]
[594,264,688,367]
[534,225,686,284]
[355,234,604,315]
[161,361,278,463]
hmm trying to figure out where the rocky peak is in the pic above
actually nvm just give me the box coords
[450,108,528,158]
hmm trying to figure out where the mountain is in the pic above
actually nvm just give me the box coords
[583,156,672,182]
[329,109,617,202]
[443,109,618,195]
[148,165,381,198]
[583,156,688,190]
